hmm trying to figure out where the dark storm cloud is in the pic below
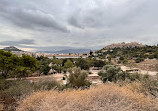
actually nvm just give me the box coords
[0,39,35,46]
[0,0,69,32]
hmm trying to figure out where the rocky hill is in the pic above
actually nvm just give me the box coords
[104,42,146,49]
[1,46,23,51]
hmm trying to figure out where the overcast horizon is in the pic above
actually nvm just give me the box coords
[0,0,158,51]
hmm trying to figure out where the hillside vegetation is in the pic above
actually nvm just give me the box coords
[96,44,158,64]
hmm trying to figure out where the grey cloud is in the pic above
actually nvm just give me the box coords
[0,0,158,51]
[68,0,158,28]
[0,39,35,46]
[0,0,69,32]
[68,17,84,29]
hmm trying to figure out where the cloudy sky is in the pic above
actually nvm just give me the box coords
[0,0,158,51]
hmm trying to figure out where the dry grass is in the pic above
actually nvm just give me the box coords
[0,103,4,111]
[135,59,158,71]
[17,83,158,111]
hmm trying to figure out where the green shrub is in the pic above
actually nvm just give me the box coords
[135,58,144,63]
[128,73,141,81]
[1,80,34,98]
[68,67,91,88]
[0,78,59,98]
[98,65,125,82]
[34,78,59,90]
[5,82,34,98]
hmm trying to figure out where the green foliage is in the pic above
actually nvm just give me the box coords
[93,59,105,68]
[34,78,59,90]
[136,74,158,98]
[0,51,37,78]
[36,56,52,75]
[64,59,73,69]
[0,78,59,98]
[128,73,141,81]
[4,80,34,97]
[0,79,34,98]
[52,59,63,73]
[68,67,91,88]
[97,46,158,63]
[75,58,90,70]
[135,57,144,63]
[98,65,125,82]
[41,65,50,75]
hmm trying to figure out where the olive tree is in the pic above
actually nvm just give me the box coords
[98,65,125,82]
[68,67,91,88]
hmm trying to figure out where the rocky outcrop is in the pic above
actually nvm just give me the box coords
[104,42,146,49]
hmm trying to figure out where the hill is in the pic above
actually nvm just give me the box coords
[1,46,23,51]
[95,43,158,69]
[104,42,146,49]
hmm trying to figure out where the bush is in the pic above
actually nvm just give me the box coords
[0,78,59,98]
[135,58,144,63]
[93,60,105,68]
[40,65,50,75]
[68,67,91,88]
[98,65,125,82]
[0,80,34,99]
[128,73,141,81]
[139,75,158,98]
[4,81,34,98]
[34,78,59,90]
[75,58,90,70]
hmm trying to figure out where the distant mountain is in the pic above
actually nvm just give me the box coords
[40,49,91,54]
[104,42,146,49]
[1,46,23,51]
[54,49,91,54]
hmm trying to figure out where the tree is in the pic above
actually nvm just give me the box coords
[76,58,90,70]
[98,65,125,82]
[93,60,105,68]
[68,67,91,88]
[64,59,73,69]
[0,51,19,78]
[18,55,37,77]
[51,58,63,73]
[41,65,51,75]
[21,55,37,71]
[0,51,37,78]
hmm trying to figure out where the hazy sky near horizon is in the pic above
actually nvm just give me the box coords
[0,0,158,51]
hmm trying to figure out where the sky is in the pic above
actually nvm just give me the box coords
[0,0,158,51]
